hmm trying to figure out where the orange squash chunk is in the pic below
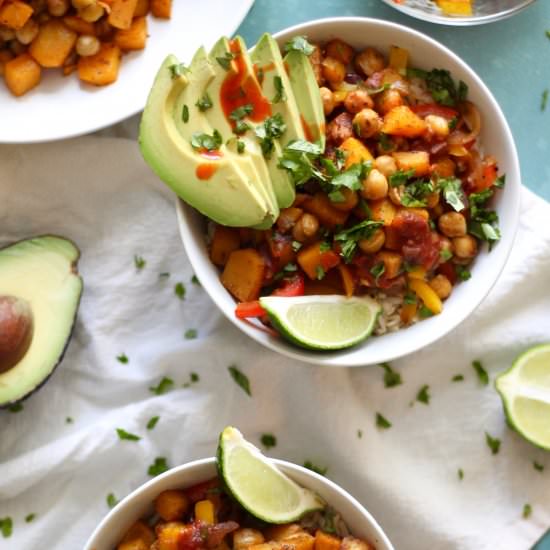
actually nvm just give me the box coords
[209,225,240,267]
[151,0,171,18]
[63,15,96,35]
[0,1,33,30]
[114,15,147,51]
[108,0,138,29]
[29,20,77,68]
[78,42,121,86]
[134,0,149,15]
[4,53,41,96]
[382,105,427,138]
[221,249,265,302]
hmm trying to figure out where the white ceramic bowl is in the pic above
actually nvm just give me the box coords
[176,17,521,367]
[84,457,394,550]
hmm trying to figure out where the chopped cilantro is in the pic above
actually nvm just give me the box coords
[134,255,146,270]
[409,68,468,107]
[255,113,286,158]
[169,63,189,78]
[292,240,303,252]
[416,384,430,404]
[216,51,234,70]
[116,353,128,364]
[284,35,315,55]
[149,376,174,395]
[0,518,12,538]
[494,174,506,189]
[191,274,200,285]
[182,104,189,123]
[116,428,141,442]
[191,130,222,151]
[184,329,198,340]
[303,461,327,476]
[25,513,35,523]
[468,189,500,248]
[485,432,501,455]
[148,457,169,477]
[455,265,471,281]
[523,503,532,519]
[363,83,391,95]
[334,220,383,263]
[174,282,186,300]
[357,429,363,439]
[230,104,253,121]
[404,292,417,305]
[190,372,199,383]
[389,169,415,187]
[260,433,277,449]
[66,416,73,424]
[438,177,465,212]
[159,272,170,279]
[278,139,324,186]
[380,363,402,388]
[233,120,250,135]
[7,403,23,413]
[448,116,458,130]
[147,416,159,430]
[534,461,544,472]
[106,493,118,508]
[418,305,433,318]
[440,248,453,262]
[370,262,385,283]
[542,90,548,112]
[228,365,251,396]
[237,140,245,154]
[376,412,392,429]
[331,161,371,190]
[458,468,464,481]
[401,179,434,207]
[452,374,464,382]
[379,133,394,152]
[272,76,286,103]
[283,262,298,272]
[195,92,213,112]
[472,360,489,386]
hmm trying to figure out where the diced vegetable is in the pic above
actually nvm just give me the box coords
[119,520,155,547]
[369,198,396,226]
[117,540,148,550]
[374,250,402,279]
[382,105,427,138]
[392,151,430,177]
[411,103,458,120]
[155,522,188,550]
[284,533,316,550]
[134,0,150,16]
[337,264,355,297]
[115,15,147,50]
[315,530,342,550]
[302,192,349,229]
[406,265,426,280]
[388,45,408,75]
[62,15,95,36]
[4,53,40,96]
[28,19,77,68]
[271,274,305,297]
[235,300,266,319]
[0,1,33,30]
[400,301,417,324]
[150,0,171,18]
[400,206,429,221]
[210,226,240,267]
[221,249,265,302]
[297,241,340,280]
[108,0,138,30]
[195,500,215,524]
[154,490,190,522]
[338,136,374,166]
[77,42,121,85]
[408,278,442,315]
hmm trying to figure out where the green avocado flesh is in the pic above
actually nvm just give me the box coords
[0,236,83,407]
[139,33,324,228]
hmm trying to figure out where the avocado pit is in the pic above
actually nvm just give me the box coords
[0,295,34,373]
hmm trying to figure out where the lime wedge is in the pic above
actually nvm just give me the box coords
[217,427,325,523]
[259,295,381,350]
[495,344,550,450]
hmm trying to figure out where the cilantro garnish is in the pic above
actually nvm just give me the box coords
[230,103,253,121]
[303,460,327,476]
[169,63,189,78]
[191,130,223,151]
[174,282,186,300]
[380,363,402,388]
[255,113,286,158]
[370,262,385,283]
[534,461,544,472]
[25,514,35,523]
[485,432,501,455]
[159,272,170,279]
[191,274,200,285]
[448,116,458,130]
[106,493,118,508]
[332,161,371,190]
[185,329,198,339]
[278,139,324,186]
[452,374,464,382]
[472,360,489,386]
[379,133,394,152]
[334,220,383,263]
[418,305,433,318]
[260,433,277,449]
[357,429,363,438]
[455,265,471,281]
[146,416,159,430]
[149,376,174,395]
[440,248,453,262]
[284,35,315,55]
[376,412,392,429]
[0,518,12,538]
[116,428,141,442]
[7,403,23,413]
[182,105,189,123]
[216,51,235,71]
[389,169,415,187]
[291,240,302,252]
[236,140,245,154]
[542,90,548,112]
[272,76,286,103]
[401,179,434,208]
[66,416,73,424]
[182,372,200,388]
[420,385,436,406]
[468,189,501,248]
[404,292,417,305]
[458,468,464,480]
[228,365,251,396]
[363,83,391,95]
[438,177,465,212]
[195,93,213,112]
[408,68,468,107]
[523,504,532,519]
[116,353,128,364]
[134,254,146,270]
[148,457,169,477]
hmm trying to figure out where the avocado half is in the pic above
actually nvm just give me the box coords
[0,236,83,408]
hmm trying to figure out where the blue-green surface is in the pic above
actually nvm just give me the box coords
[236,0,550,202]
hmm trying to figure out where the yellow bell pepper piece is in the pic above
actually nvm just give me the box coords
[407,266,426,280]
[388,45,409,76]
[409,278,442,315]
[195,499,215,524]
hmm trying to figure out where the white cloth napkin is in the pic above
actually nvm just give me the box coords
[0,137,549,550]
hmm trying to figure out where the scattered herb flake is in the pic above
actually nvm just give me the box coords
[230,104,253,121]
[404,292,417,305]
[272,76,286,103]
[255,113,286,158]
[228,365,251,396]
[292,240,303,252]
[409,67,468,107]
[456,265,471,281]
[418,305,433,318]
[25,514,35,523]
[260,433,277,449]
[182,105,189,123]
[116,353,129,364]
[191,274,200,285]
[149,376,174,395]
[440,248,453,262]
[7,403,23,413]
[0,517,12,538]
[147,416,160,430]
[106,493,118,509]
[523,503,532,519]
[533,461,544,472]
[169,63,189,78]
[380,363,402,388]
[191,130,223,151]
[148,457,169,477]
[485,432,501,455]
[542,90,549,112]
[458,468,464,481]
[237,140,245,154]
[472,360,489,386]
[376,412,392,429]
[452,374,464,382]
[159,272,170,279]
[438,177,465,212]
[185,329,198,340]
[195,92,213,112]
[388,169,415,187]
[174,282,186,300]
[134,255,146,270]
[370,262,386,283]
[334,219,383,263]
[216,51,235,71]
[66,416,73,424]
[116,428,141,442]
[416,384,431,405]
[303,461,327,476]
[284,35,315,55]
[357,429,363,439]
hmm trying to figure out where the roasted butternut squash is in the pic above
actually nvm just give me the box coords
[77,42,121,85]
[29,19,77,68]
[221,249,265,302]
[0,1,33,30]
[108,0,138,29]
[4,53,41,96]
[114,15,147,50]
[150,0,171,18]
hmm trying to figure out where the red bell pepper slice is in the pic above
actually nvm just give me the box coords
[271,273,305,297]
[235,300,266,319]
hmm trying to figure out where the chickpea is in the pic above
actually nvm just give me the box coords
[438,212,467,238]
[425,114,450,139]
[319,86,335,116]
[276,207,303,233]
[321,56,346,87]
[429,274,453,300]
[331,187,358,212]
[352,108,382,139]
[388,185,402,206]
[76,35,100,56]
[452,235,478,259]
[361,169,388,200]
[292,213,319,242]
[375,155,397,177]
[358,228,385,254]
[354,47,386,77]
[47,0,69,16]
[80,2,104,22]
[325,38,354,65]
[15,19,39,45]
[343,89,374,114]
[376,88,403,115]
[233,529,265,550]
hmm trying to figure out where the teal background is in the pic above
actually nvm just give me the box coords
[238,3,550,547]
[237,0,550,202]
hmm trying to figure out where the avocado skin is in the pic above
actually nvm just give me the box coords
[0,235,83,409]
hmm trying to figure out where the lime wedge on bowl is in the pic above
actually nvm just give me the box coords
[495,344,550,450]
[217,426,324,523]
[259,295,381,351]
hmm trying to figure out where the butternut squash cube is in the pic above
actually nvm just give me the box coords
[78,42,121,86]
[382,105,427,138]
[134,0,149,16]
[221,249,265,302]
[209,225,240,267]
[29,20,77,68]
[0,1,33,30]
[62,15,96,36]
[114,15,147,51]
[120,520,155,546]
[154,490,190,521]
[392,151,430,177]
[314,530,341,550]
[151,0,171,18]
[108,0,138,29]
[4,53,41,96]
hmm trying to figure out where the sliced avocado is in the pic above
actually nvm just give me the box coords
[0,236,83,407]
[251,33,305,145]
[284,49,326,150]
[139,54,270,227]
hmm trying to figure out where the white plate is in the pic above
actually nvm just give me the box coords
[0,0,255,144]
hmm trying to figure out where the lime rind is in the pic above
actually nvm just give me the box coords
[495,344,550,451]
[259,295,382,351]
[217,427,325,523]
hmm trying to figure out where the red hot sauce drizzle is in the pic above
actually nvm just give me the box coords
[196,163,218,180]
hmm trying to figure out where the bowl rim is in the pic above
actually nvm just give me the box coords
[176,15,521,367]
[84,457,394,550]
